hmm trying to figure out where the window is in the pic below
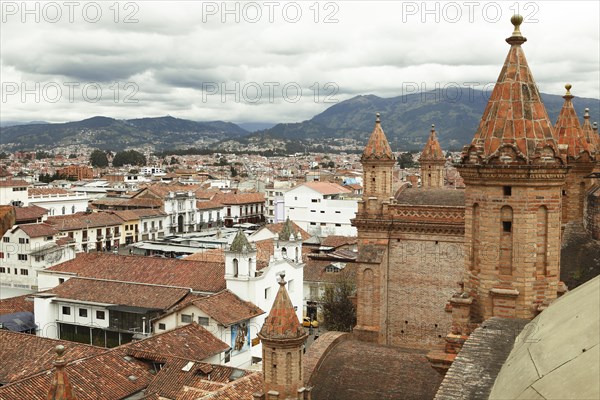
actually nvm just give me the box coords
[287,279,294,292]
[264,287,270,300]
[320,211,325,213]
[96,310,105,320]
[310,222,316,226]
[18,254,27,261]
[2,237,9,243]
[62,306,71,315]
[502,221,512,233]
[311,199,318,203]
[79,308,88,318]
[320,223,326,226]
[158,323,166,330]
[35,255,45,262]
[0,267,5,273]
[18,238,29,244]
[59,278,65,284]
[0,252,3,259]
[224,349,231,363]
[198,316,209,326]
[503,186,512,196]
[181,314,192,323]
[310,210,316,213]
[335,223,341,227]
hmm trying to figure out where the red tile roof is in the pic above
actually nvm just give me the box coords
[419,125,446,161]
[0,347,155,400]
[28,187,69,196]
[143,357,259,400]
[259,279,306,341]
[555,85,594,161]
[0,294,34,315]
[263,221,311,240]
[196,200,224,210]
[48,277,190,310]
[122,323,229,362]
[461,17,562,165]
[15,223,58,238]
[0,330,104,384]
[362,114,395,161]
[185,289,264,326]
[321,235,357,248]
[46,212,123,230]
[14,205,47,223]
[45,253,226,293]
[91,197,163,209]
[0,179,28,188]
[212,192,265,205]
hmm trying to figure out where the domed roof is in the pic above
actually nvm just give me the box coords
[489,276,599,399]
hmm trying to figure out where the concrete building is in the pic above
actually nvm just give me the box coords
[284,181,358,236]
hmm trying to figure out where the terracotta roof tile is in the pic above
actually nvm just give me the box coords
[361,113,395,161]
[263,221,311,240]
[0,330,104,384]
[91,197,163,208]
[196,200,224,210]
[555,85,594,161]
[0,179,28,188]
[582,108,599,154]
[47,277,190,310]
[45,253,226,293]
[419,125,446,161]
[46,212,124,230]
[27,187,69,196]
[320,235,357,248]
[200,371,264,399]
[0,347,154,400]
[14,205,47,223]
[187,289,264,326]
[143,358,258,400]
[122,323,229,362]
[185,248,225,262]
[212,192,265,205]
[14,223,58,238]
[0,294,34,315]
[259,279,306,341]
[461,17,562,165]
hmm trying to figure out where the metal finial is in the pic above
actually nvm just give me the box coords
[431,124,435,132]
[510,14,523,35]
[55,345,65,358]
[506,14,527,45]
[565,83,572,95]
[277,271,286,286]
[584,108,590,118]
[376,113,381,123]
[593,122,598,130]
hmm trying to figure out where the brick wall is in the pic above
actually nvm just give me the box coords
[585,184,600,240]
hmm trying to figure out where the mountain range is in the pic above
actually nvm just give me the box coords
[1,90,598,152]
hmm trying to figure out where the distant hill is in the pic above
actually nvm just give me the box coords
[256,90,600,151]
[0,116,249,151]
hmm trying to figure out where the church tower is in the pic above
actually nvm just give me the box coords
[256,273,309,400]
[360,113,396,213]
[419,124,446,188]
[225,229,257,293]
[555,84,595,225]
[457,15,568,322]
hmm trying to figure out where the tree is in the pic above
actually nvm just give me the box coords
[320,269,357,332]
[230,165,238,177]
[90,149,109,167]
[68,153,78,159]
[170,156,178,165]
[397,152,416,169]
[112,150,146,167]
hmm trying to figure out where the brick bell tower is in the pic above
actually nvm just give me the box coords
[555,84,596,225]
[256,273,309,400]
[419,124,446,188]
[352,113,396,343]
[456,15,569,322]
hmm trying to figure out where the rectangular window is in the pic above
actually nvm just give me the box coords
[158,323,166,330]
[62,306,71,315]
[264,287,270,300]
[18,254,28,261]
[503,221,512,233]
[198,316,209,326]
[335,211,341,214]
[2,237,9,243]
[96,310,105,320]
[503,186,512,196]
[310,222,316,226]
[18,238,29,244]
[79,308,88,318]
[59,278,65,284]
[181,314,192,323]
[224,349,231,363]
[335,223,341,227]
[0,252,3,259]
[311,199,318,203]
[310,210,316,213]
[320,223,326,226]
[0,267,5,273]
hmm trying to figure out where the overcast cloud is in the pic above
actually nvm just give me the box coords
[1,0,598,124]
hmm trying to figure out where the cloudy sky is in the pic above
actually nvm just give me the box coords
[1,0,599,126]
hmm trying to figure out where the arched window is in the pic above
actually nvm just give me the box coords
[281,247,287,258]
[499,206,513,275]
[232,258,239,277]
[71,205,75,214]
[61,206,66,215]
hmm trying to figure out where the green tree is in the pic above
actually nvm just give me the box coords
[397,152,416,169]
[230,165,238,177]
[170,156,178,165]
[0,152,8,159]
[68,153,78,159]
[112,150,146,167]
[320,269,357,332]
[90,149,109,167]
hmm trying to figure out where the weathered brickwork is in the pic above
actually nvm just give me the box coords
[459,169,567,322]
[586,185,600,240]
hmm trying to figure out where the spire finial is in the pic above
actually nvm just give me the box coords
[563,83,573,99]
[277,271,286,286]
[506,14,527,45]
[584,108,590,119]
[54,345,66,364]
[431,124,435,132]
[376,113,381,123]
[593,122,598,131]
